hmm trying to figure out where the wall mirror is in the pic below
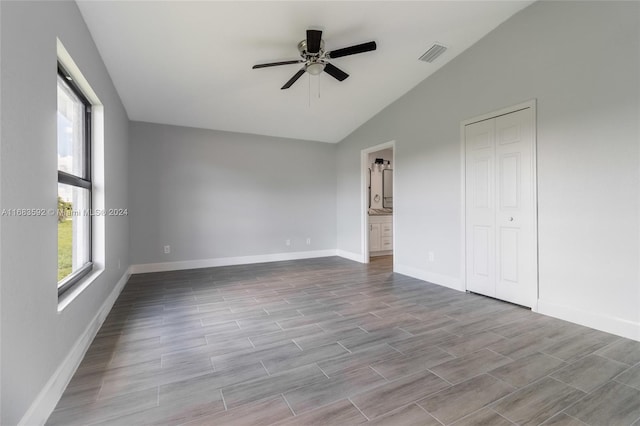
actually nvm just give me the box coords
[383,169,393,208]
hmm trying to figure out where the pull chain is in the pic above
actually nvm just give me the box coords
[308,74,311,108]
[307,74,322,107]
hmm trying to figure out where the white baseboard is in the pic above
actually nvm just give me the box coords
[537,299,640,342]
[336,249,365,263]
[130,250,339,274]
[20,268,131,426]
[394,263,464,292]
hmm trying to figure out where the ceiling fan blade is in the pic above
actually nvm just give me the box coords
[324,63,349,81]
[306,29,323,54]
[281,68,306,90]
[328,41,377,59]
[252,60,304,69]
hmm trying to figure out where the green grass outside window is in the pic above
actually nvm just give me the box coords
[58,219,72,281]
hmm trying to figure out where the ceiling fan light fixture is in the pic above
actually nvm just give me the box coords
[305,62,325,76]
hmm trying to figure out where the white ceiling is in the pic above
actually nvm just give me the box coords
[76,1,533,143]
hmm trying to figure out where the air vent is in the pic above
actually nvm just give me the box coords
[418,43,447,63]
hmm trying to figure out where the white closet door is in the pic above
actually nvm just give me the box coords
[494,109,536,306]
[465,118,496,298]
[465,107,536,307]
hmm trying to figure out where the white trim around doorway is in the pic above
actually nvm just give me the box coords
[361,140,396,265]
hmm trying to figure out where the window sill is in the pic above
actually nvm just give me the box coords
[57,267,104,312]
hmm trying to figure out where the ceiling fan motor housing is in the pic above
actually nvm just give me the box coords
[297,39,325,57]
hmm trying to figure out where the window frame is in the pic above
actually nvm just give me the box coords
[57,62,93,297]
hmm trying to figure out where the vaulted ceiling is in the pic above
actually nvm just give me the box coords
[77,1,533,143]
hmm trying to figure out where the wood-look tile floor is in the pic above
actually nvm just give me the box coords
[47,256,640,426]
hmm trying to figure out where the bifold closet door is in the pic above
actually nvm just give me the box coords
[465,107,536,308]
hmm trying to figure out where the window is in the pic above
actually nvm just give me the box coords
[57,63,92,296]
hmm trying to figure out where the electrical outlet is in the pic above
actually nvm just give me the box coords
[428,251,435,262]
[285,239,291,246]
[306,238,311,245]
[164,245,170,254]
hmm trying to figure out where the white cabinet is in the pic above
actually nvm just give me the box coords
[369,215,392,255]
[369,223,381,251]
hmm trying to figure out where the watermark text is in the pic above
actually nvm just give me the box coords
[2,208,128,217]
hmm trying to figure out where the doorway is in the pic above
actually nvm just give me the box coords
[361,141,395,265]
[462,101,538,308]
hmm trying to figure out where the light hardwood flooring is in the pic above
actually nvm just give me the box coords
[47,256,640,425]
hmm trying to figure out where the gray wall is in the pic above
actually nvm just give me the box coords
[0,2,129,424]
[129,122,337,265]
[337,1,639,335]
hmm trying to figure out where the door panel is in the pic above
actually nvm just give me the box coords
[473,226,490,277]
[471,129,492,150]
[474,158,492,208]
[498,123,521,145]
[499,227,519,283]
[369,223,381,251]
[499,153,520,209]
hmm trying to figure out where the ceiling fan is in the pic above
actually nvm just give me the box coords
[252,29,377,90]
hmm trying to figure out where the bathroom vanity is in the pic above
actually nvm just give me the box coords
[369,212,392,255]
